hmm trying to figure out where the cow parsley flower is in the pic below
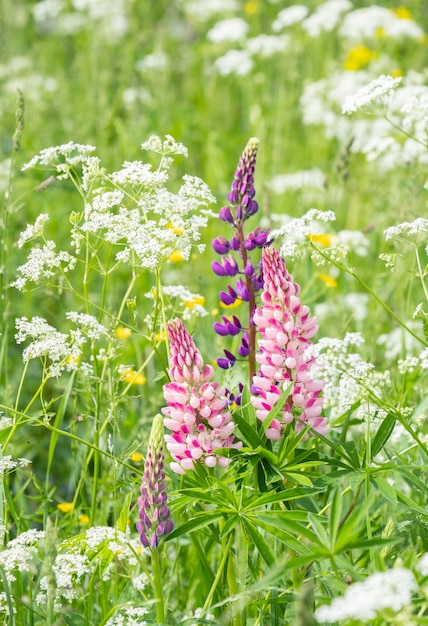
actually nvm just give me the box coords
[342,75,402,114]
[207,18,249,43]
[272,5,308,31]
[22,142,97,175]
[315,567,417,622]
[271,209,336,258]
[12,241,77,291]
[214,50,253,76]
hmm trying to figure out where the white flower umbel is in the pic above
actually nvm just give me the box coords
[214,49,253,76]
[272,5,308,31]
[246,34,289,58]
[342,75,402,115]
[340,6,424,40]
[16,214,50,248]
[384,218,428,244]
[12,241,77,291]
[22,142,97,176]
[271,208,336,258]
[315,567,417,623]
[207,17,248,43]
[0,530,44,583]
[302,0,352,37]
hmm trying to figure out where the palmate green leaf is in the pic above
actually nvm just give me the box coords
[371,476,397,504]
[371,413,396,459]
[166,511,225,540]
[249,512,321,546]
[234,404,264,449]
[344,536,400,551]
[260,383,293,435]
[240,517,275,566]
[172,486,236,508]
[281,472,313,487]
[241,485,325,512]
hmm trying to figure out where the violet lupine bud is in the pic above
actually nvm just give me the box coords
[250,247,328,440]
[136,414,173,548]
[213,315,242,337]
[212,236,230,255]
[238,332,250,357]
[219,206,235,224]
[211,256,239,277]
[245,227,273,250]
[162,318,242,474]
[225,137,260,222]
[219,286,238,306]
[217,350,237,369]
[235,278,251,301]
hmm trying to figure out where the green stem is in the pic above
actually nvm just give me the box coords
[202,533,233,614]
[151,548,166,624]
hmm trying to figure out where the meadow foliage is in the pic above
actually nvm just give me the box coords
[1,0,428,624]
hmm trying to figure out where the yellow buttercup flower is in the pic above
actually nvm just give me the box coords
[122,369,146,385]
[344,45,375,71]
[130,452,143,462]
[220,299,242,309]
[308,233,338,246]
[57,502,74,513]
[184,295,205,309]
[244,1,257,15]
[166,222,184,235]
[211,308,219,316]
[391,6,412,20]
[78,514,90,524]
[115,327,132,339]
[154,331,166,342]
[168,250,184,262]
[318,274,338,288]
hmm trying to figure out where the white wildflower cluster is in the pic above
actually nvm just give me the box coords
[301,69,428,170]
[146,285,208,320]
[315,567,417,623]
[135,53,168,73]
[22,141,97,177]
[182,0,238,22]
[301,0,352,38]
[0,455,31,475]
[384,218,428,244]
[342,75,403,114]
[15,314,108,378]
[84,526,142,565]
[0,529,44,583]
[272,5,308,31]
[339,6,424,40]
[16,213,50,248]
[12,240,77,291]
[214,49,253,77]
[268,169,326,194]
[77,138,214,271]
[270,209,336,258]
[418,553,428,576]
[377,323,422,361]
[0,413,13,430]
[207,17,248,43]
[32,0,128,39]
[105,606,149,626]
[307,333,371,416]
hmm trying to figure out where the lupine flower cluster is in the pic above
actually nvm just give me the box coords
[212,137,271,379]
[162,318,242,474]
[136,414,173,547]
[251,246,328,439]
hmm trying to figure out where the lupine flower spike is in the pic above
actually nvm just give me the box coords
[212,138,272,381]
[251,247,328,440]
[136,414,173,548]
[162,318,242,474]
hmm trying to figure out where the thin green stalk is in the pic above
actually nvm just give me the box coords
[415,247,428,303]
[202,533,233,614]
[151,548,166,624]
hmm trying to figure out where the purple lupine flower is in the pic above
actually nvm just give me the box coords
[136,414,173,548]
[162,318,242,474]
[251,247,328,440]
[212,138,271,381]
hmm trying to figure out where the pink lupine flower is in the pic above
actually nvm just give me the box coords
[251,247,328,440]
[162,318,242,474]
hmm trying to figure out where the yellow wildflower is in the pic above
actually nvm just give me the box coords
[122,369,146,385]
[308,233,337,246]
[183,295,205,309]
[220,299,242,309]
[244,1,257,15]
[168,250,184,262]
[391,6,412,20]
[130,452,143,462]
[318,274,338,288]
[115,327,132,339]
[390,68,404,78]
[166,222,184,235]
[57,502,74,513]
[154,331,166,342]
[344,45,375,71]
[375,26,386,38]
[211,308,219,316]
[78,514,90,524]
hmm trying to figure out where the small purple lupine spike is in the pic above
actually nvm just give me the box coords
[212,260,227,277]
[223,256,239,276]
[136,414,173,549]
